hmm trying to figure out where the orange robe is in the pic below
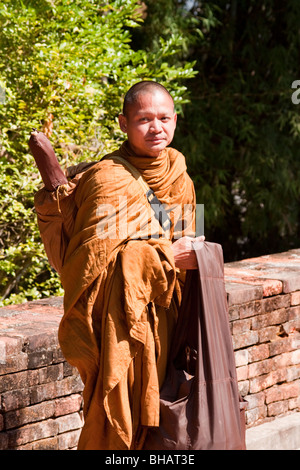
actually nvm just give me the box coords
[34,142,196,449]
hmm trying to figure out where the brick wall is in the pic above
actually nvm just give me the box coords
[0,297,83,450]
[0,248,299,449]
[225,249,300,427]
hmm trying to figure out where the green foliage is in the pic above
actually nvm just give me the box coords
[134,0,300,261]
[0,0,196,305]
[171,0,300,261]
[3,0,299,304]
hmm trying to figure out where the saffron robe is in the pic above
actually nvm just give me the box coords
[34,141,196,449]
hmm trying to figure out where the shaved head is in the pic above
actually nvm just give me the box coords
[118,80,177,157]
[122,81,174,117]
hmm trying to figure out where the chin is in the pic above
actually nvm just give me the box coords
[147,143,168,155]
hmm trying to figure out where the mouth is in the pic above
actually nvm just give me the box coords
[147,137,165,143]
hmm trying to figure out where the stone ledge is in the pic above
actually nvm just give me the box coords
[0,297,83,450]
[0,248,300,449]
[246,412,300,450]
[225,248,300,303]
[0,297,64,375]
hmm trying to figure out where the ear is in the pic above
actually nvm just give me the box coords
[118,114,127,133]
[173,113,177,128]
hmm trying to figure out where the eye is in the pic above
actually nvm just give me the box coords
[161,116,170,122]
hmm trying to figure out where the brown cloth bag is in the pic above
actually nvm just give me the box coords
[144,241,246,450]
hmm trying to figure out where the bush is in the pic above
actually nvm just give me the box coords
[0,0,196,304]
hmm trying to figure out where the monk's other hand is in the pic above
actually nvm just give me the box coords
[171,236,205,270]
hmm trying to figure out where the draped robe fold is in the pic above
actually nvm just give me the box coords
[34,142,196,449]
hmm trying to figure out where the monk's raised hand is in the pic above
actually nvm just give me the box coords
[171,235,205,270]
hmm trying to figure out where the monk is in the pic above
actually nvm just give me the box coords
[32,81,203,450]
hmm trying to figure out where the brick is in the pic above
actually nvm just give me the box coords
[235,349,249,367]
[30,375,83,405]
[0,369,40,394]
[287,305,300,320]
[18,436,59,450]
[228,306,239,322]
[265,382,299,404]
[245,405,267,426]
[291,335,300,350]
[231,318,251,335]
[281,273,300,293]
[249,369,287,394]
[0,352,28,376]
[290,292,300,306]
[236,365,248,381]
[238,380,249,396]
[1,388,31,412]
[267,400,289,417]
[286,365,300,382]
[285,307,300,334]
[232,330,258,350]
[265,385,284,404]
[289,396,300,410]
[232,300,262,320]
[262,279,282,297]
[268,308,289,325]
[27,350,54,369]
[52,347,65,364]
[258,325,281,343]
[272,352,293,370]
[269,337,296,357]
[291,349,300,365]
[261,294,290,313]
[0,336,23,359]
[63,361,77,377]
[38,364,64,384]
[24,331,58,353]
[250,313,269,330]
[5,401,55,430]
[54,394,83,417]
[252,309,288,330]
[58,429,81,450]
[248,344,270,363]
[285,321,300,336]
[226,283,263,307]
[248,358,273,378]
[282,381,300,399]
[55,413,82,434]
[55,375,84,397]
[244,392,265,410]
[0,431,9,450]
[260,272,300,294]
[30,381,57,405]
[272,350,300,370]
[6,419,58,448]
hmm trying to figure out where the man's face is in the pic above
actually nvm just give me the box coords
[118,90,177,157]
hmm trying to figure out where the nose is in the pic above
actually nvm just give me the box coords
[149,118,162,133]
